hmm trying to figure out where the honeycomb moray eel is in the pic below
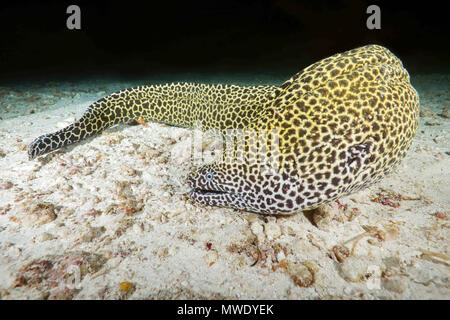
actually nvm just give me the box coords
[28,45,419,214]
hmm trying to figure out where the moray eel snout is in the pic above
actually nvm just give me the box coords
[187,165,259,212]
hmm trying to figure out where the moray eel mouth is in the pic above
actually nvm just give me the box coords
[187,176,244,208]
[190,188,229,196]
[189,187,248,212]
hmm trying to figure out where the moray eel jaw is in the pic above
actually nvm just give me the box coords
[190,188,229,197]
[189,188,242,207]
[189,186,264,214]
[188,185,245,212]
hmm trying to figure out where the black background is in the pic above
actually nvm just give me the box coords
[0,0,448,82]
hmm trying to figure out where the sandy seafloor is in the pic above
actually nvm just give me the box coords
[0,72,448,300]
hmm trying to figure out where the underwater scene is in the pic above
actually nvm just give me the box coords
[0,1,448,301]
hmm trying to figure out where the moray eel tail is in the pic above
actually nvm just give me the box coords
[28,83,276,159]
[28,92,136,160]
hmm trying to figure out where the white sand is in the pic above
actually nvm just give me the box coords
[0,74,448,299]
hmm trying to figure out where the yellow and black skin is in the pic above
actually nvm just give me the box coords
[28,45,419,214]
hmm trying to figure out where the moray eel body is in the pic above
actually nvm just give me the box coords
[28,45,419,214]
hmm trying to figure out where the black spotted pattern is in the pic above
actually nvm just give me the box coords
[28,45,419,214]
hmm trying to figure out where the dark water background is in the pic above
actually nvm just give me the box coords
[0,0,448,85]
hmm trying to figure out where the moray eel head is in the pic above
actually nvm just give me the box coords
[187,164,255,212]
[187,163,299,214]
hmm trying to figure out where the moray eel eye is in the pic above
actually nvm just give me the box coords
[205,172,214,182]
